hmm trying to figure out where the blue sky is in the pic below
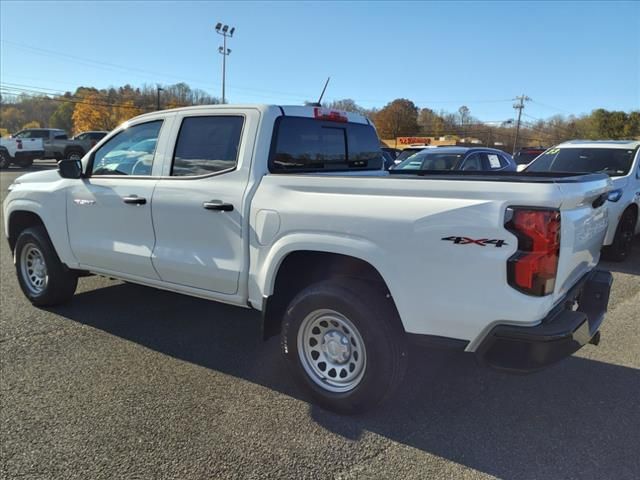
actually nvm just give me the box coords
[1,1,638,122]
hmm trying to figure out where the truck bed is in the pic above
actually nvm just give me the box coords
[388,170,609,184]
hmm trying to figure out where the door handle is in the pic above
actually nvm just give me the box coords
[203,200,234,212]
[123,195,147,205]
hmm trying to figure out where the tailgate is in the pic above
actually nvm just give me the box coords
[553,177,610,302]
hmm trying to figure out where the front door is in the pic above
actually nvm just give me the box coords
[151,112,255,294]
[67,120,165,279]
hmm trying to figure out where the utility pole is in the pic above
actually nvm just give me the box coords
[156,86,163,111]
[512,94,531,154]
[215,23,235,104]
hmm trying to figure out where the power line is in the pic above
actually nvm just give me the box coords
[0,40,521,107]
[0,86,156,111]
[529,99,572,114]
[0,39,315,101]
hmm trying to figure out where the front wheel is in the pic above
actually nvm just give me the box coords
[15,226,78,306]
[65,149,84,162]
[281,279,407,414]
[603,209,637,262]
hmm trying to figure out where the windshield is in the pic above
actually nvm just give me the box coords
[526,147,637,176]
[395,151,464,170]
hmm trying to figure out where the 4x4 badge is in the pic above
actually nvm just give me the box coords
[442,236,507,247]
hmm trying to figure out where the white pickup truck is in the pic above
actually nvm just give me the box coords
[3,105,614,413]
[0,137,45,169]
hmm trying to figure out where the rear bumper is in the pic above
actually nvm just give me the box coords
[476,270,613,373]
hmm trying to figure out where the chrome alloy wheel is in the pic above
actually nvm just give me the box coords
[20,243,48,295]
[297,309,367,393]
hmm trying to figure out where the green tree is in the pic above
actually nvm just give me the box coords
[49,99,75,133]
[0,106,25,133]
[326,99,364,113]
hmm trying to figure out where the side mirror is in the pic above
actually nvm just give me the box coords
[58,159,83,179]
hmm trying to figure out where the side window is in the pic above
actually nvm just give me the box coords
[172,116,244,177]
[91,120,162,176]
[75,133,88,140]
[461,153,483,171]
[54,134,68,140]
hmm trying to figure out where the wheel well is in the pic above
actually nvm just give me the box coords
[262,251,399,339]
[625,203,638,221]
[8,211,44,251]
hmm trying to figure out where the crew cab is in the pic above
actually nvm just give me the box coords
[0,136,45,169]
[3,105,613,413]
[526,140,640,261]
[12,128,96,162]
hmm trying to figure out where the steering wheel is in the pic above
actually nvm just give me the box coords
[131,159,150,175]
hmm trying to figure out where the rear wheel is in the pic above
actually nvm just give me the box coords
[281,279,407,414]
[0,150,11,169]
[15,226,78,306]
[603,209,637,262]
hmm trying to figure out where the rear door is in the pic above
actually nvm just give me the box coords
[67,119,168,279]
[150,108,259,294]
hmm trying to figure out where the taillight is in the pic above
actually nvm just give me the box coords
[16,139,23,150]
[313,107,348,123]
[505,208,560,296]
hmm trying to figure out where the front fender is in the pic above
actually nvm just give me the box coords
[4,195,78,268]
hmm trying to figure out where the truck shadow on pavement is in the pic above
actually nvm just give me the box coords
[599,237,640,276]
[51,281,640,480]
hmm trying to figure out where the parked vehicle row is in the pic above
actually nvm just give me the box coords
[3,105,614,414]
[11,128,108,162]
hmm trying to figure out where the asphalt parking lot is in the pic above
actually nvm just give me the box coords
[1,162,639,480]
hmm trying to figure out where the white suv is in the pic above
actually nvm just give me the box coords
[527,140,640,261]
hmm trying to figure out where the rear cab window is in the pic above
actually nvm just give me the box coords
[269,117,383,173]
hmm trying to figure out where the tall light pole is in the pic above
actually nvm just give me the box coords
[512,94,531,154]
[215,22,235,104]
[156,85,163,111]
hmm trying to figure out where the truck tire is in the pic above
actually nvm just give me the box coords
[15,157,34,168]
[281,279,408,414]
[14,226,78,306]
[0,150,10,169]
[603,208,637,262]
[65,149,84,161]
